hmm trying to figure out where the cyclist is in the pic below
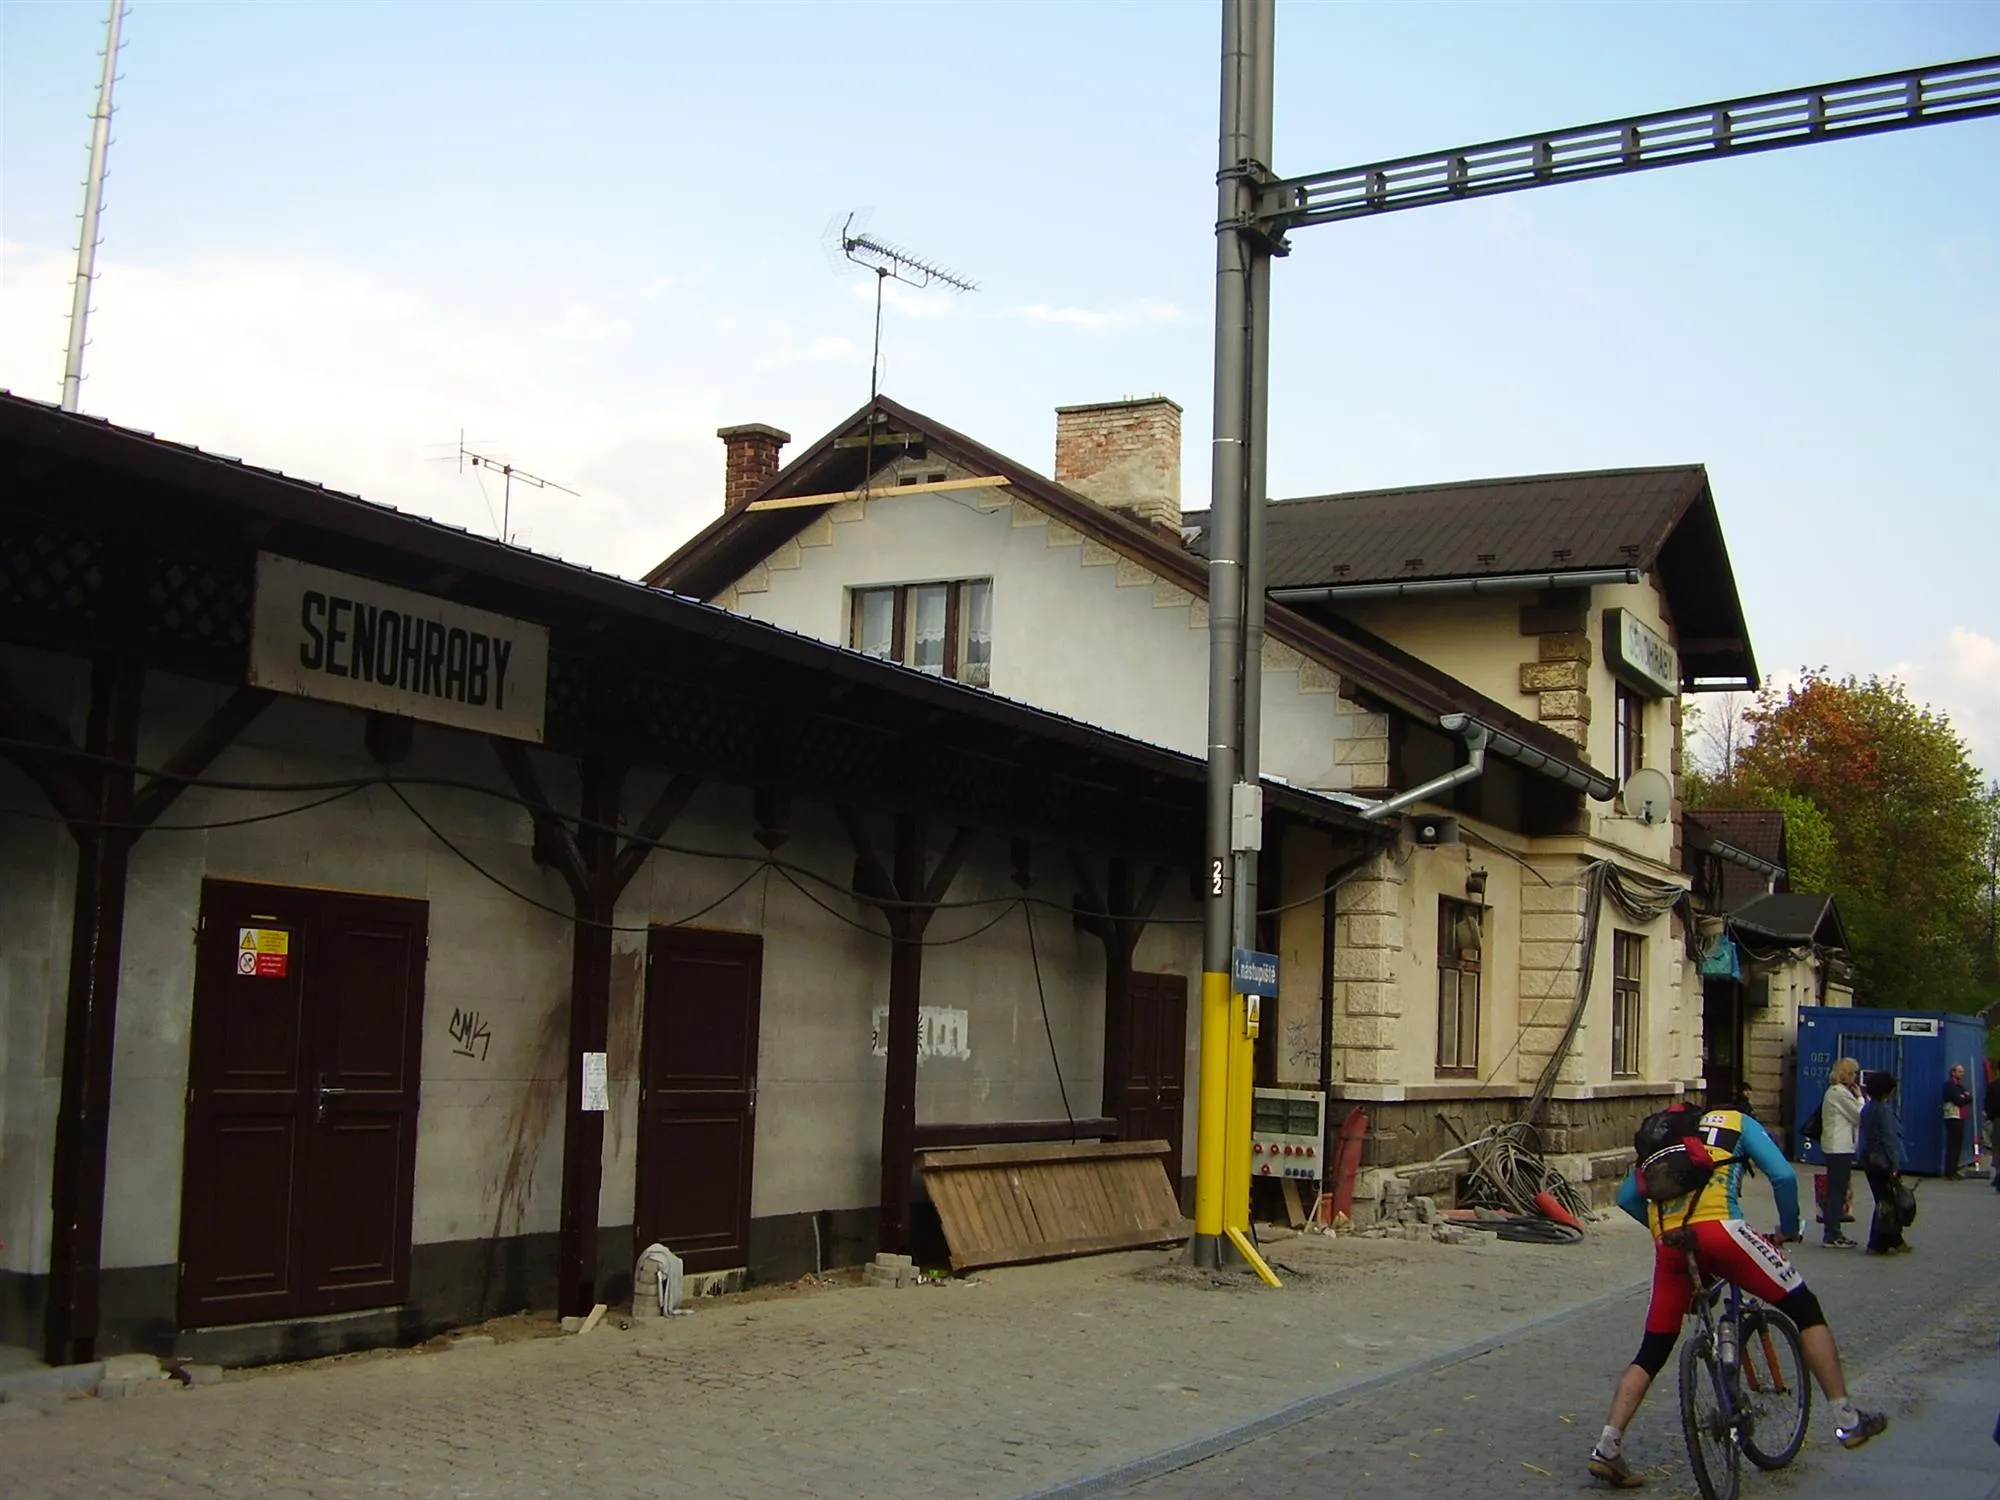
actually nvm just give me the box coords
[1589,1101,1888,1488]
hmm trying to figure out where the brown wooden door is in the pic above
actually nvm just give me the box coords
[1117,972,1189,1189]
[178,880,427,1328]
[636,928,762,1274]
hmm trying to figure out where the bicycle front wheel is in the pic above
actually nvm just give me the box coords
[1738,1308,1811,1469]
[1679,1334,1741,1500]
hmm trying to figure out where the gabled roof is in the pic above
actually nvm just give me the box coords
[648,395,1607,794]
[1183,465,1757,690]
[1728,892,1849,953]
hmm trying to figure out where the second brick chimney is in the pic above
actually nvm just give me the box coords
[1053,397,1182,532]
[718,423,791,512]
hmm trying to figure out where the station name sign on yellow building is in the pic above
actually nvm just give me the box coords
[1604,607,1678,699]
[250,552,550,742]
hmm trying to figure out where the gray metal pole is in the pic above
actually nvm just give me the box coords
[61,1,125,414]
[1194,0,1255,1270]
[1236,0,1276,955]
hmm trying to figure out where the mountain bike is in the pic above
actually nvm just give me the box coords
[1675,1244,1812,1500]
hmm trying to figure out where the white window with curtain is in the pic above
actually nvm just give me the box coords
[847,579,993,688]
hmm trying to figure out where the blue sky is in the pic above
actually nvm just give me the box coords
[3,1,1996,771]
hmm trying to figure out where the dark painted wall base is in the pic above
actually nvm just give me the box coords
[0,1207,886,1366]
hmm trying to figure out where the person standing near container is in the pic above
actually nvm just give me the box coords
[1985,1067,2000,1192]
[1943,1064,1975,1178]
[1860,1071,1909,1255]
[1819,1057,1865,1248]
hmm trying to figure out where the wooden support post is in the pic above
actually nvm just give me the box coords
[22,660,270,1367]
[561,759,624,1316]
[839,808,970,1254]
[1073,855,1169,1125]
[492,741,699,1317]
[43,654,140,1368]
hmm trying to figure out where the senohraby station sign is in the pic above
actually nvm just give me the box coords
[250,553,550,742]
[1604,607,1678,700]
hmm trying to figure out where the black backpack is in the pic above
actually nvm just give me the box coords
[1800,1106,1824,1145]
[1633,1105,1722,1203]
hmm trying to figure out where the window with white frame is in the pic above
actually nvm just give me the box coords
[849,579,992,687]
[1612,931,1644,1078]
[1436,898,1482,1076]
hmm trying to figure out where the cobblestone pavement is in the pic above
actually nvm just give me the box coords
[1044,1175,2000,1499]
[4,1217,1654,1499]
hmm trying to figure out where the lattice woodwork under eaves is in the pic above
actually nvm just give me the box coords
[0,525,103,637]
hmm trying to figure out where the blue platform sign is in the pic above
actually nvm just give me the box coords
[1231,948,1279,997]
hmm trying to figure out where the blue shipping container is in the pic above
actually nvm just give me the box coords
[1792,1007,1988,1176]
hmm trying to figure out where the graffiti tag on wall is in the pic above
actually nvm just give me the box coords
[870,1005,972,1063]
[449,1007,492,1062]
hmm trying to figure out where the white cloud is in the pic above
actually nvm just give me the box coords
[1012,300,1185,334]
[1890,626,2000,779]
[0,244,725,574]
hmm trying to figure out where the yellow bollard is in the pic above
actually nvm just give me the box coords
[1192,970,1230,1254]
[1225,990,1256,1234]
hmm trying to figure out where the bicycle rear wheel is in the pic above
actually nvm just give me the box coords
[1738,1307,1811,1469]
[1679,1334,1741,1500]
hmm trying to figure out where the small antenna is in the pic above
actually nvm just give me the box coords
[830,211,976,496]
[451,431,578,546]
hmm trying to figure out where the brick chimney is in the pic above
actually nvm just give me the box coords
[718,423,791,512]
[1053,397,1182,531]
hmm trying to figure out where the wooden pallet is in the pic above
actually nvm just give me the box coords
[916,1139,1188,1272]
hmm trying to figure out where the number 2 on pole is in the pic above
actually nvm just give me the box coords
[1210,859,1224,896]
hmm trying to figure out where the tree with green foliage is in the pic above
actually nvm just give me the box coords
[1713,671,1993,1013]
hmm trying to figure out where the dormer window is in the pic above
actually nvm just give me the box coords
[850,580,992,687]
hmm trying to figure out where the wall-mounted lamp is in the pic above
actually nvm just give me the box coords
[1465,868,1489,902]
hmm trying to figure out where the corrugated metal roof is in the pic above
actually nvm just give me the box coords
[1185,465,1706,589]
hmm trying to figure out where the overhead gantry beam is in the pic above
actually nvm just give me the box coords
[1258,54,2000,235]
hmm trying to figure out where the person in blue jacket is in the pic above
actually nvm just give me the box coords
[1588,1101,1887,1487]
[1859,1071,1908,1254]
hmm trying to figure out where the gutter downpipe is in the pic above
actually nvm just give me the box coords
[1270,568,1640,608]
[1359,717,1490,822]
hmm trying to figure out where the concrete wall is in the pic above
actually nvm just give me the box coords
[715,479,1384,795]
[0,642,1194,1351]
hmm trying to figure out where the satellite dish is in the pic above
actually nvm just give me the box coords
[1618,767,1674,826]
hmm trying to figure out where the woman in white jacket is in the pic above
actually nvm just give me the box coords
[1819,1057,1866,1248]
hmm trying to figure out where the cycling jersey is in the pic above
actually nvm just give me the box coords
[1617,1108,1802,1240]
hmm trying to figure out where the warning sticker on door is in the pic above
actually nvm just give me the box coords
[237,927,291,978]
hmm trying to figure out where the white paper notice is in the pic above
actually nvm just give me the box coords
[581,1051,609,1112]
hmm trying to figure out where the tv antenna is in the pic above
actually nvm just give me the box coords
[825,211,976,495]
[449,431,578,545]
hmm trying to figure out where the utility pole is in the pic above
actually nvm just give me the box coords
[1193,0,1277,1272]
[61,2,127,413]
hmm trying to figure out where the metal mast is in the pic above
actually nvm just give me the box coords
[1189,20,1999,1272]
[61,2,128,413]
[1193,0,1277,1271]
